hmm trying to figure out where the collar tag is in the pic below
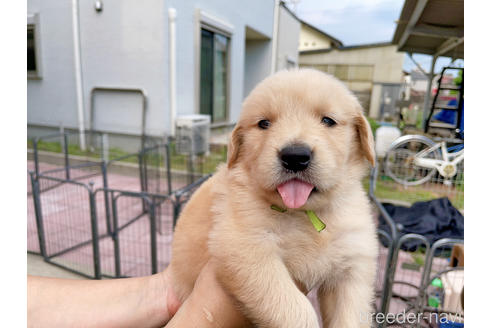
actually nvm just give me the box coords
[305,210,326,232]
[271,204,287,212]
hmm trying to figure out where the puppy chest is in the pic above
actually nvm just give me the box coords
[276,231,347,291]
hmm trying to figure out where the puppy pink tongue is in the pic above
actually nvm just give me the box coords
[277,179,314,209]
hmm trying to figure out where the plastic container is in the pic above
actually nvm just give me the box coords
[375,123,401,158]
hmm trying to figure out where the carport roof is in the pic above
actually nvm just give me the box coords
[392,0,463,59]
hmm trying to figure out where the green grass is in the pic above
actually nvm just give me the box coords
[363,175,464,210]
[28,139,228,174]
[28,139,136,163]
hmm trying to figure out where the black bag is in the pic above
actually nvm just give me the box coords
[378,197,464,251]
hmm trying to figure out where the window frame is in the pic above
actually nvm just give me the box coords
[27,13,42,79]
[194,9,233,125]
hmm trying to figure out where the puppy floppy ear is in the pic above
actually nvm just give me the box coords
[227,125,242,168]
[354,112,376,167]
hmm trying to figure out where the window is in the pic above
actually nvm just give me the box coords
[199,28,229,122]
[27,26,36,72]
[27,14,41,79]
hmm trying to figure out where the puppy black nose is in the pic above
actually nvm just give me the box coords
[279,145,312,172]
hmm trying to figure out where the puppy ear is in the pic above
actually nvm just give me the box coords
[354,112,376,167]
[227,125,242,168]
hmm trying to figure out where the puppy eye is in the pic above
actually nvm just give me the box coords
[321,116,337,127]
[258,119,271,129]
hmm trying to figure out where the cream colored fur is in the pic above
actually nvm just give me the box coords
[169,69,378,328]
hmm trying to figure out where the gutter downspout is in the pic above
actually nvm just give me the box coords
[72,0,86,150]
[270,0,280,75]
[168,8,177,137]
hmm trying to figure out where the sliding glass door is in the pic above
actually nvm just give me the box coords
[200,28,229,123]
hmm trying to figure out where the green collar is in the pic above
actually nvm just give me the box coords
[270,205,326,232]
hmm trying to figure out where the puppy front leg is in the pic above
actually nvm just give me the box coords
[216,254,319,328]
[318,268,375,328]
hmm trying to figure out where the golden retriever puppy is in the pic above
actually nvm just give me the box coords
[169,68,378,328]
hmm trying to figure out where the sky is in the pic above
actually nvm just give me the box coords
[284,0,463,74]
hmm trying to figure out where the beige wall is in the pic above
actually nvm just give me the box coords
[300,44,404,118]
[299,25,332,51]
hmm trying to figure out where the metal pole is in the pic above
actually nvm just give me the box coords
[33,138,40,179]
[63,132,70,180]
[379,245,395,328]
[422,55,437,130]
[168,8,177,137]
[149,200,158,274]
[88,183,101,279]
[173,195,181,229]
[72,0,86,150]
[30,172,47,258]
[111,192,121,277]
[138,152,147,212]
[165,143,173,194]
[188,153,195,185]
[101,163,112,235]
[102,133,109,163]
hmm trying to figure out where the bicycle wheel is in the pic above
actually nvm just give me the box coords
[384,135,441,186]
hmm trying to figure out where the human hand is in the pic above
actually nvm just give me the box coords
[164,259,250,327]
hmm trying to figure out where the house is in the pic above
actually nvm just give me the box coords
[298,20,343,51]
[27,0,300,150]
[297,22,405,119]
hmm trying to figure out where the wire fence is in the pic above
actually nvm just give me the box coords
[27,131,213,278]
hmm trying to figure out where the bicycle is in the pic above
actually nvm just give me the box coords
[384,134,464,186]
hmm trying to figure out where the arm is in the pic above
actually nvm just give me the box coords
[27,272,180,328]
[28,261,248,328]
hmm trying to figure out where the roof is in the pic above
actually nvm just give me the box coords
[279,2,302,23]
[299,42,394,55]
[297,18,343,48]
[392,0,463,58]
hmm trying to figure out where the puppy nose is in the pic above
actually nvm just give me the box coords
[279,145,312,172]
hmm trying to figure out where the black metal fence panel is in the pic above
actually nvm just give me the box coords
[35,175,100,278]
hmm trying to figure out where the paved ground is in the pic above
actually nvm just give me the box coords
[27,253,84,279]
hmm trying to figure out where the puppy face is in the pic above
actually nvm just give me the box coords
[228,69,374,210]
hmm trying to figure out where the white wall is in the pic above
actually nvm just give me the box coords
[276,6,301,71]
[244,39,271,98]
[27,0,79,130]
[27,0,276,138]
[299,24,332,51]
[78,0,168,136]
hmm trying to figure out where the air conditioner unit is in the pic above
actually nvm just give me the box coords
[175,114,211,155]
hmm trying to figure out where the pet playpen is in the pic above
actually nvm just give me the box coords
[27,130,215,278]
